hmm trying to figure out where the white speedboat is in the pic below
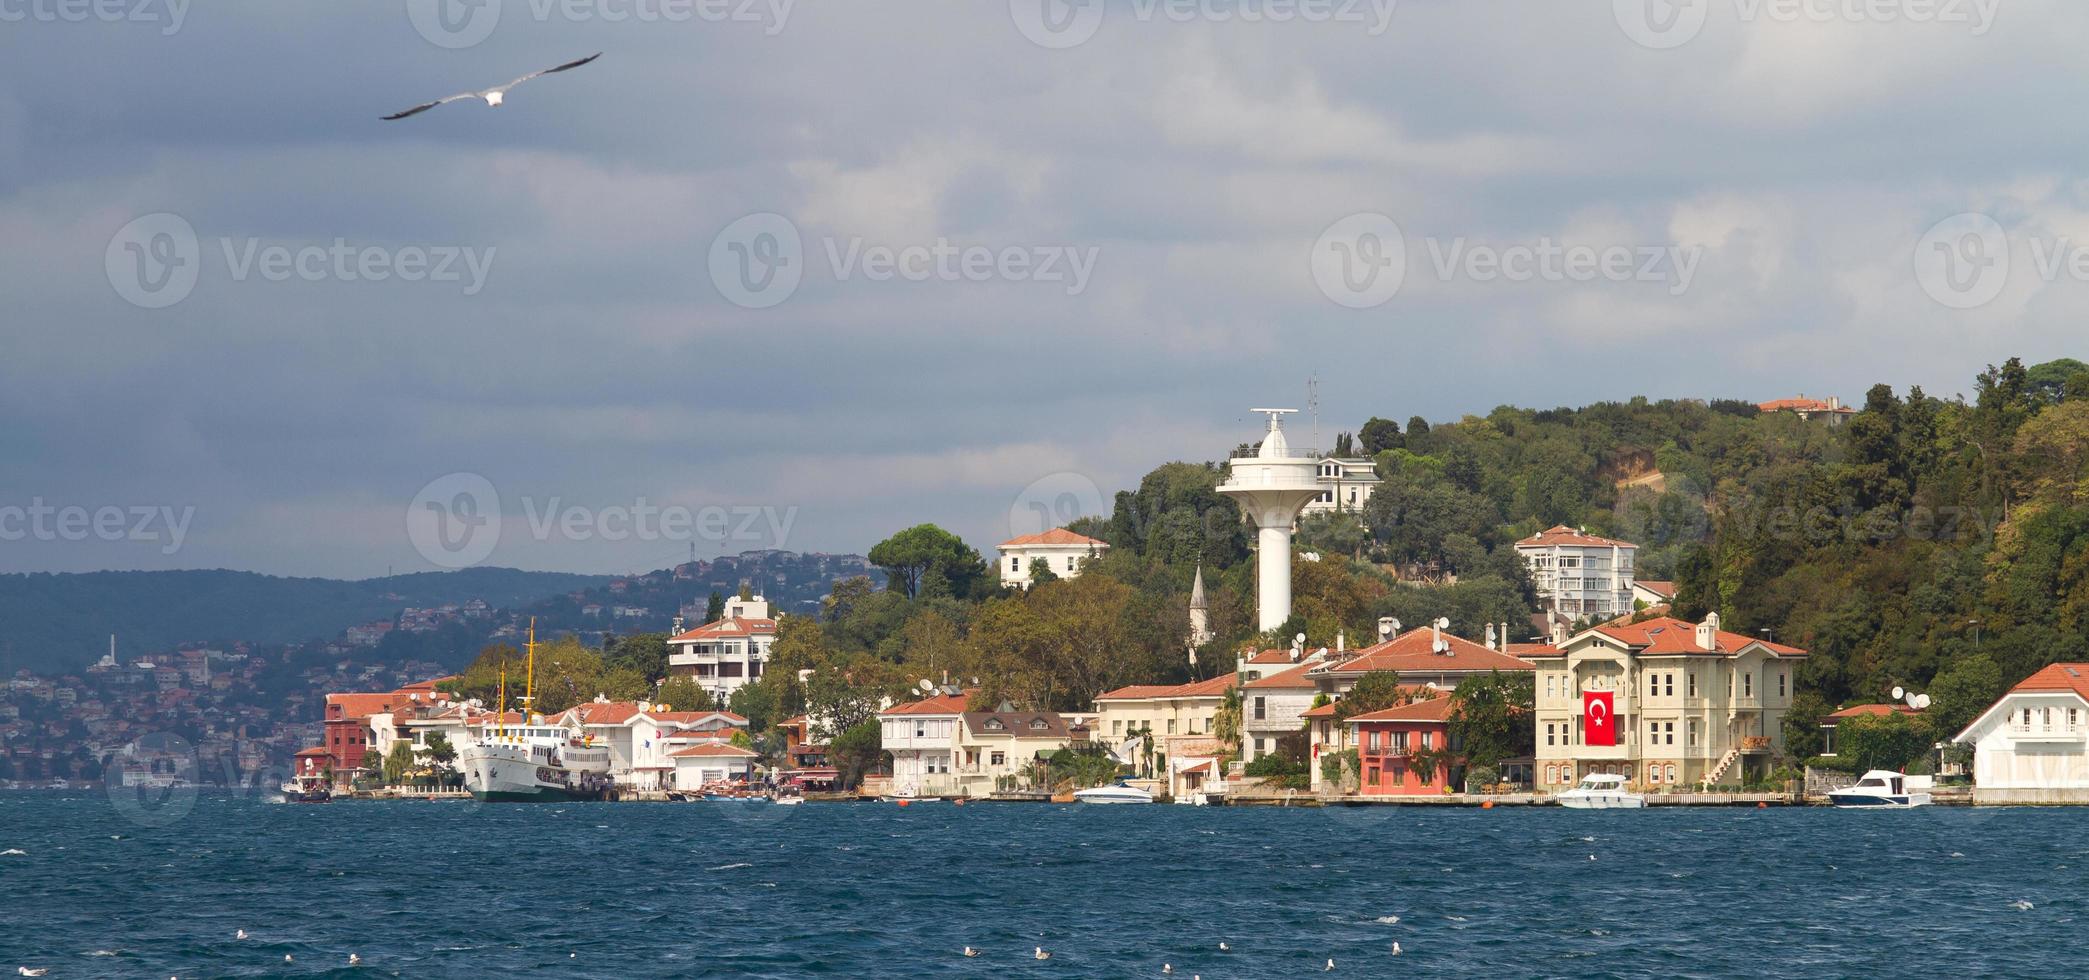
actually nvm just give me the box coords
[1072,783,1154,805]
[1827,770,1932,808]
[1558,773,1646,809]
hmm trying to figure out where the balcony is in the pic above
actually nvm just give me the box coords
[2009,725,2085,743]
[1739,736,1773,754]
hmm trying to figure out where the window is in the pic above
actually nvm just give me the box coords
[1066,556,1076,571]
[1167,719,1176,735]
[1688,673,1697,698]
[1545,723,1556,747]
[1393,732,1409,754]
[1777,671,1786,698]
[990,752,1005,766]
[1253,737,1266,754]
[1688,719,1699,747]
[2072,708,2082,732]
[1664,674,1675,697]
[1011,557,1020,572]
[1420,732,1433,749]
[1743,673,1753,698]
[1368,731,1380,751]
[1665,722,1676,746]
[915,724,926,738]
[1647,763,1662,784]
[1253,697,1266,721]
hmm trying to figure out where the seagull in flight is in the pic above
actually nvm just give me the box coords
[382,53,601,120]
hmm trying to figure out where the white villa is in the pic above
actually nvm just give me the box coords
[546,700,750,791]
[1300,456,1378,516]
[1953,663,2089,805]
[997,528,1109,588]
[876,691,1082,798]
[1515,525,1640,621]
[1091,674,1238,798]
[666,594,778,702]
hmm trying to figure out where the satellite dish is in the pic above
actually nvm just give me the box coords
[1436,617,1450,630]
[919,679,935,693]
[1914,693,1931,710]
[1892,686,1905,701]
[1294,632,1306,645]
[1378,622,1393,638]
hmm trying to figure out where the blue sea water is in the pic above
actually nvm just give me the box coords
[2,792,2086,978]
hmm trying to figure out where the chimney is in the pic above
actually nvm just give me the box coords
[1377,616,1399,643]
[1336,629,1345,653]
[1696,611,1720,652]
[671,615,684,636]
[1549,618,1568,646]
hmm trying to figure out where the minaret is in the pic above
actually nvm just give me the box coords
[1218,409,1324,632]
[1187,563,1213,653]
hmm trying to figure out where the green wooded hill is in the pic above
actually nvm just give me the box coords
[0,567,612,674]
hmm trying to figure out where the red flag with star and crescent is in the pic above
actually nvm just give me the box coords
[1584,691,1616,747]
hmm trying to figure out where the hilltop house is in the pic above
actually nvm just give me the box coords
[1515,526,1639,621]
[997,528,1109,588]
[665,594,778,702]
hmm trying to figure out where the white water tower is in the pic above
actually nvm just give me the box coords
[1218,408,1325,631]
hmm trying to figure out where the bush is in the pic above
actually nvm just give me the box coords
[1244,753,1309,790]
[1463,764,1500,794]
[1319,749,1358,789]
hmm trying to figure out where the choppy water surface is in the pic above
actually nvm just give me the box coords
[2,793,2086,977]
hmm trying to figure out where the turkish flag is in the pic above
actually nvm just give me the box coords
[1584,691,1617,747]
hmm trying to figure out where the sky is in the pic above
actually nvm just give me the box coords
[1,0,2083,579]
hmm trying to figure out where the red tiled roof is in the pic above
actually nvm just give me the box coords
[1515,524,1638,549]
[1245,662,1319,689]
[1344,696,1456,725]
[1758,397,1854,414]
[1320,628,1536,676]
[667,742,760,759]
[2008,663,2089,703]
[325,692,409,720]
[1824,703,1921,721]
[669,617,777,643]
[1095,674,1238,702]
[999,528,1109,549]
[294,746,332,757]
[1635,580,1678,598]
[1245,648,1295,665]
[1590,616,1806,657]
[1506,642,1563,658]
[1302,702,1340,718]
[881,692,972,716]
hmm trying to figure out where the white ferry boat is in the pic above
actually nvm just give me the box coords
[1558,773,1647,809]
[1826,770,1932,809]
[458,619,615,803]
[460,723,613,802]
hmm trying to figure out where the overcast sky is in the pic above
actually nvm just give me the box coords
[1,0,2081,578]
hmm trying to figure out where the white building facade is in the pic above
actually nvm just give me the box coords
[666,595,778,702]
[1954,663,2089,804]
[1300,456,1378,516]
[1515,525,1639,620]
[996,528,1109,588]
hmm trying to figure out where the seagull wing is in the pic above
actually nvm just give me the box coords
[494,52,602,93]
[381,92,478,121]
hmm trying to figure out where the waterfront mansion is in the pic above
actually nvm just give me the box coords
[1523,613,1808,791]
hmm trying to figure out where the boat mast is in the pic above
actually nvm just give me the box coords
[520,617,537,726]
[496,665,507,743]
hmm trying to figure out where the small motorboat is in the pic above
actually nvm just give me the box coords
[1827,770,1932,808]
[1558,773,1646,809]
[1072,782,1154,805]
